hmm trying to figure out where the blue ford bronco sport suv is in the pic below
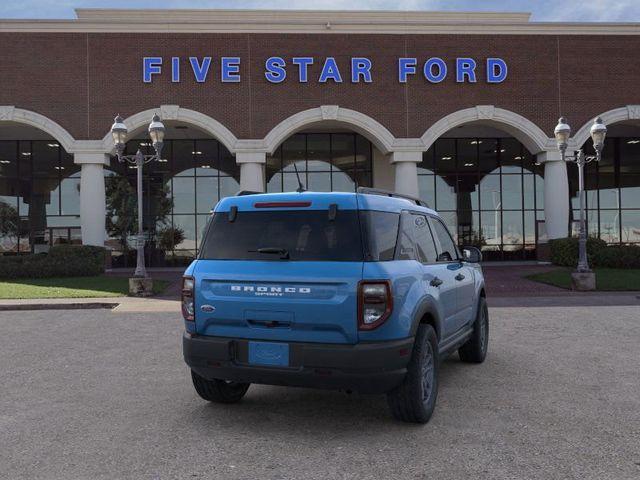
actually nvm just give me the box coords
[182,188,488,423]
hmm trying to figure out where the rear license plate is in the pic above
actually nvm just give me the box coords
[248,341,289,367]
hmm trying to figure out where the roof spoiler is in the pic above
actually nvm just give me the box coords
[357,187,429,208]
[236,190,262,196]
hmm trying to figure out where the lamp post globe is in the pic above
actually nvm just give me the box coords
[148,113,165,157]
[554,117,571,155]
[590,117,607,155]
[110,115,128,156]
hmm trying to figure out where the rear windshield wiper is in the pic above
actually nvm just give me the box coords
[248,247,290,260]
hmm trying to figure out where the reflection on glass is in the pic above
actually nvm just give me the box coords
[599,210,620,243]
[197,214,212,250]
[438,211,457,243]
[524,211,536,244]
[456,211,480,246]
[418,175,435,206]
[502,211,523,249]
[501,175,523,210]
[196,177,218,213]
[331,172,355,192]
[219,176,239,199]
[535,175,544,210]
[621,211,640,243]
[60,176,80,215]
[266,133,372,193]
[172,214,196,251]
[308,172,331,192]
[523,174,535,210]
[456,176,479,210]
[436,176,456,210]
[172,177,195,214]
[621,185,640,209]
[479,175,501,211]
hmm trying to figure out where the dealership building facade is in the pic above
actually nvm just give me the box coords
[1,9,640,264]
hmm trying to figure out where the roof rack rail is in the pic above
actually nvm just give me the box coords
[236,190,262,196]
[357,187,429,208]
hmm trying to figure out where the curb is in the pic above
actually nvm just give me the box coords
[0,302,120,312]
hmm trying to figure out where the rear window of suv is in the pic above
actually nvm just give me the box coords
[200,209,400,262]
[200,210,364,261]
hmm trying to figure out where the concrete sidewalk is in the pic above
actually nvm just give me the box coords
[1,292,638,312]
[0,296,180,313]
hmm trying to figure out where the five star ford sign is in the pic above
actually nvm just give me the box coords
[142,56,508,84]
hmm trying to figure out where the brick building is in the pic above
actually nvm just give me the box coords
[1,9,639,264]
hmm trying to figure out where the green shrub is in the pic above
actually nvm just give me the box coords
[593,245,640,269]
[0,245,106,279]
[550,237,640,269]
[549,237,607,267]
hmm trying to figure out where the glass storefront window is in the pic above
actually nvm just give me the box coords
[105,138,240,266]
[501,175,523,211]
[568,136,640,245]
[621,210,640,243]
[0,140,80,254]
[266,132,373,193]
[419,136,545,260]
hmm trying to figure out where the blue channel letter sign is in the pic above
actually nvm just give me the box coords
[142,56,508,84]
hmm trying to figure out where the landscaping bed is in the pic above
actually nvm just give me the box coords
[526,268,640,291]
[0,276,169,299]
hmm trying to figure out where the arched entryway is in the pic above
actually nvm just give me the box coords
[262,106,396,194]
[419,107,553,260]
[104,114,240,267]
[0,108,80,254]
[570,107,640,245]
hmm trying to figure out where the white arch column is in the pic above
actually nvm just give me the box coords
[237,151,266,192]
[538,151,569,239]
[391,151,422,198]
[75,150,109,246]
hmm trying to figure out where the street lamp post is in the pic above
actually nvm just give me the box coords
[110,114,165,284]
[553,116,607,287]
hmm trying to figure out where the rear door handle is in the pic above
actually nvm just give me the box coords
[455,273,465,281]
[430,277,443,287]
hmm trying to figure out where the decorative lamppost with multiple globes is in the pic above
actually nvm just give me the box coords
[553,116,607,289]
[110,114,165,290]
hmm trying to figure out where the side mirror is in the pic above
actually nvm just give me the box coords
[462,246,482,263]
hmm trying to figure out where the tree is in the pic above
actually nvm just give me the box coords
[105,175,173,252]
[157,226,185,252]
[0,201,21,250]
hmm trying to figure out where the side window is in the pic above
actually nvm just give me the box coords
[396,212,417,261]
[412,214,438,264]
[361,211,400,261]
[430,217,459,262]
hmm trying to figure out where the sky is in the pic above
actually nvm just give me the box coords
[1,0,640,22]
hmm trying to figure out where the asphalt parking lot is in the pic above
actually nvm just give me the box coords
[1,306,639,480]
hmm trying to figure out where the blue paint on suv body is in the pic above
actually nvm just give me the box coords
[183,190,485,395]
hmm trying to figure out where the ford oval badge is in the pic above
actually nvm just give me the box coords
[200,304,215,313]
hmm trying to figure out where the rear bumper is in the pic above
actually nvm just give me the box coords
[183,333,414,394]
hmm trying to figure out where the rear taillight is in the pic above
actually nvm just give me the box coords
[182,276,195,321]
[358,280,393,330]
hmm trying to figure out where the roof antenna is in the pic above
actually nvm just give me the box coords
[292,162,306,193]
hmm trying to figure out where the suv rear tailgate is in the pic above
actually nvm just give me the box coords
[194,260,362,344]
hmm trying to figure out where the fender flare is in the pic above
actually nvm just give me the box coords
[409,296,443,341]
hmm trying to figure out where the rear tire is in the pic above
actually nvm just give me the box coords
[458,296,489,363]
[191,370,250,404]
[386,324,439,424]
